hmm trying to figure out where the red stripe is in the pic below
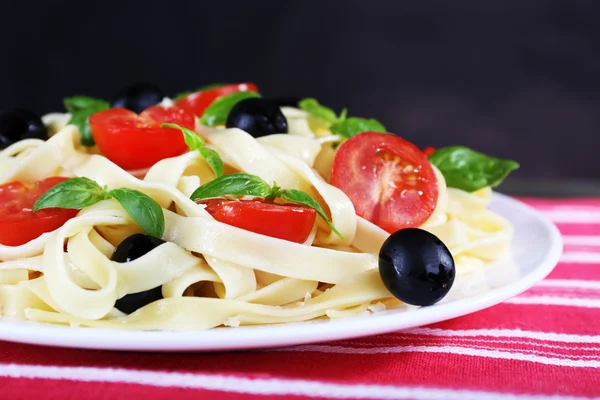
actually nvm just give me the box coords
[548,263,600,280]
[0,377,307,400]
[555,223,600,235]
[428,303,600,335]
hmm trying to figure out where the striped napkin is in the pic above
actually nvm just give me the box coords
[1,198,598,400]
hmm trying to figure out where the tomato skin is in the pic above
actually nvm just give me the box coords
[423,146,436,156]
[175,83,259,117]
[199,199,316,243]
[89,105,195,171]
[330,132,438,233]
[0,177,79,246]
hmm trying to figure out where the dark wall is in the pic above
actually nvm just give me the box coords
[2,1,599,179]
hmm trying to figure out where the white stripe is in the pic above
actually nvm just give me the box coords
[401,328,600,343]
[536,280,600,290]
[0,363,593,400]
[562,235,600,246]
[560,252,600,263]
[280,344,600,368]
[542,210,600,223]
[390,335,600,353]
[506,296,600,308]
[371,339,600,359]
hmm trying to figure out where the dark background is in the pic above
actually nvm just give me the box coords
[2,1,599,181]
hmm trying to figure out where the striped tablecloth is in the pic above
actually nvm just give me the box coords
[1,198,599,400]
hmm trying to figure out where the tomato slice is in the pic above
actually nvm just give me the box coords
[330,132,438,233]
[199,199,316,243]
[90,105,195,171]
[0,177,79,246]
[175,83,259,117]
[423,146,436,156]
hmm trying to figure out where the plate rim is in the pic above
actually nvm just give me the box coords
[0,193,563,352]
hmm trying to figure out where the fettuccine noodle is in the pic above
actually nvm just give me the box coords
[0,107,513,330]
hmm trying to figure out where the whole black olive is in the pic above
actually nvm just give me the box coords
[379,228,455,306]
[226,98,288,138]
[111,233,166,314]
[0,108,47,149]
[111,82,165,114]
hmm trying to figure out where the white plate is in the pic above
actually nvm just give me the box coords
[0,193,562,352]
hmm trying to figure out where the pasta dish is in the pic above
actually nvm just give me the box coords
[0,83,519,330]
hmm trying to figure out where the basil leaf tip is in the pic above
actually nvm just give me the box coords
[64,95,110,146]
[299,98,384,139]
[64,96,109,114]
[198,147,224,178]
[330,117,386,138]
[160,123,223,177]
[298,98,338,124]
[278,189,343,239]
[174,91,192,101]
[429,146,519,192]
[108,188,165,238]
[161,123,205,150]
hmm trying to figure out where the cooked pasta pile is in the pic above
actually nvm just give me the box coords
[0,107,513,330]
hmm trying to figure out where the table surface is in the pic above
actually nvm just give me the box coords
[1,196,599,400]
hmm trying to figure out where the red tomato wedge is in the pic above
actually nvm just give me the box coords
[199,199,316,243]
[89,105,195,171]
[0,177,79,246]
[330,132,438,233]
[175,83,259,117]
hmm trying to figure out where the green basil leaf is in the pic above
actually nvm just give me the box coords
[160,123,223,177]
[161,123,205,150]
[67,103,110,146]
[64,96,109,113]
[330,117,386,138]
[174,91,193,101]
[338,107,348,121]
[33,177,107,211]
[429,146,520,192]
[190,173,271,201]
[298,98,338,124]
[198,147,224,178]
[197,83,230,91]
[277,189,343,239]
[174,83,230,101]
[108,188,165,238]
[267,182,282,200]
[200,91,261,127]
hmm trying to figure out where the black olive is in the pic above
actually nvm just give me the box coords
[378,228,455,306]
[111,233,166,314]
[111,82,164,114]
[268,97,302,108]
[226,98,288,138]
[0,108,47,149]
